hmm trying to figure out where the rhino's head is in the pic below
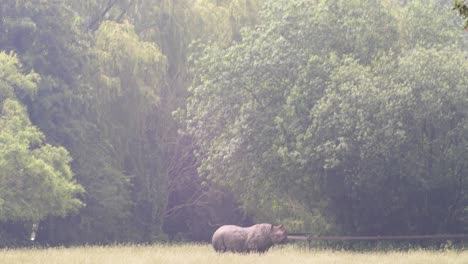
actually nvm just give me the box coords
[270,225,288,244]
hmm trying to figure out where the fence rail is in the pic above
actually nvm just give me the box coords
[287,233,468,249]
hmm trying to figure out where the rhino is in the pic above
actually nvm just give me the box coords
[212,223,288,253]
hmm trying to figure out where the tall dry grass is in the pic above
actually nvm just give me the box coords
[0,244,466,264]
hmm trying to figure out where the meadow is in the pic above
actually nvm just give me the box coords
[0,244,466,264]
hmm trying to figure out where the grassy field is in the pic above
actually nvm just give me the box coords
[0,244,466,264]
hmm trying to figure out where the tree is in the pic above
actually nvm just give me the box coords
[0,1,142,244]
[182,0,468,235]
[0,52,83,223]
[92,20,168,242]
[189,0,266,46]
[0,0,266,245]
[0,0,255,244]
[398,0,465,49]
[41,19,170,244]
[293,48,468,234]
[182,0,400,232]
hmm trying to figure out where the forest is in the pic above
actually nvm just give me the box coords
[0,0,467,247]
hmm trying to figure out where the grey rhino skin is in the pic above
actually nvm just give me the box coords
[212,223,288,253]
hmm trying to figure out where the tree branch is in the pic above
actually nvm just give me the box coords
[87,0,119,31]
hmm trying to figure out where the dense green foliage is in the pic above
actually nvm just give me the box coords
[183,0,468,235]
[0,0,466,246]
[0,52,83,222]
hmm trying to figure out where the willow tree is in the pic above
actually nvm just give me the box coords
[91,20,168,242]
[190,0,266,45]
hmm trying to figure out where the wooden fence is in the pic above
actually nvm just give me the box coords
[287,233,468,249]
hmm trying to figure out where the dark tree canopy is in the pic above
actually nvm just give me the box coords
[182,0,468,235]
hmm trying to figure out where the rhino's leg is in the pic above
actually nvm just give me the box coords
[220,236,227,252]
